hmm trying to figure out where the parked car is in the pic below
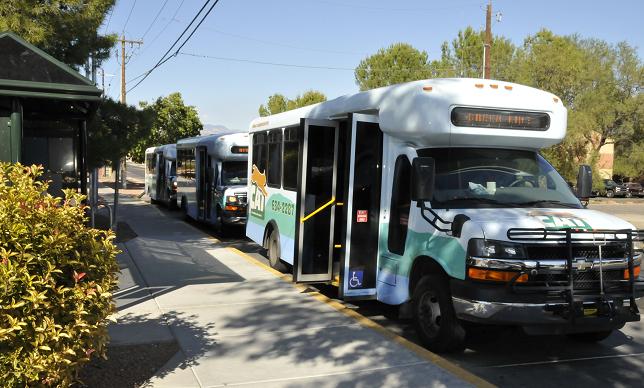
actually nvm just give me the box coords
[594,179,627,198]
[624,182,643,198]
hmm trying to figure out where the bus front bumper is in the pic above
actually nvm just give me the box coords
[452,296,640,334]
[222,210,247,225]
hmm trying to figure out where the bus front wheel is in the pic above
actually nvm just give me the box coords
[267,230,286,272]
[412,274,465,353]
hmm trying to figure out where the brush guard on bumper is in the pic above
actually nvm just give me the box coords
[502,228,644,324]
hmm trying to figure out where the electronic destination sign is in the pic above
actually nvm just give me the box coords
[451,107,550,131]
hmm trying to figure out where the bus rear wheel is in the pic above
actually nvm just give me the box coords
[267,230,286,272]
[412,274,465,353]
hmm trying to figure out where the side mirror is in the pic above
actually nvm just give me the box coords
[576,164,592,198]
[411,157,436,202]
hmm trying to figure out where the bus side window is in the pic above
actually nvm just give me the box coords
[252,132,268,175]
[283,127,299,191]
[267,129,282,188]
[146,153,154,174]
[388,155,411,255]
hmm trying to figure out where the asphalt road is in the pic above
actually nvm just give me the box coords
[144,195,643,387]
[587,202,644,229]
[125,161,145,183]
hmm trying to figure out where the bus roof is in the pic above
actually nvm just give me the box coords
[177,132,249,160]
[145,144,176,159]
[248,78,567,150]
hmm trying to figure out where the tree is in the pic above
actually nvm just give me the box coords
[131,92,203,163]
[0,0,116,69]
[259,90,327,116]
[354,43,432,91]
[259,93,288,116]
[513,30,643,178]
[429,27,518,80]
[87,98,152,169]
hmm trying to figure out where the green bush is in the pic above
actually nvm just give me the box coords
[0,163,119,386]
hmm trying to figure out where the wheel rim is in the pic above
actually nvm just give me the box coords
[418,290,442,338]
[269,236,278,266]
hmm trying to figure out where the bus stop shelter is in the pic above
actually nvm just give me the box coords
[0,31,102,195]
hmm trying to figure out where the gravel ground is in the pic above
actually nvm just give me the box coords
[76,341,180,388]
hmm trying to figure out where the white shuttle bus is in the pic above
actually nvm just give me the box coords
[176,132,249,230]
[145,143,178,208]
[246,78,642,352]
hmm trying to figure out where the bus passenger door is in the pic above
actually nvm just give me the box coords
[197,147,208,220]
[341,114,382,298]
[294,119,339,282]
[156,152,165,201]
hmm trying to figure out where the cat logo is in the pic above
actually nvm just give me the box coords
[250,165,267,219]
[251,165,268,196]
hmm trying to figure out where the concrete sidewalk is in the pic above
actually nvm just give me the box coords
[108,197,481,387]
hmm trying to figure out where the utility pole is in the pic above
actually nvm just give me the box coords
[483,0,492,79]
[119,35,143,105]
[117,35,142,189]
[114,36,142,229]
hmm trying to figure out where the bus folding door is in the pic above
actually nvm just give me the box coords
[294,119,339,283]
[341,114,382,299]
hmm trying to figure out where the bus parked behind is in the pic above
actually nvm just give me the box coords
[177,132,249,231]
[144,143,178,208]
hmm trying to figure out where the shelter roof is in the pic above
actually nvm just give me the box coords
[0,32,102,102]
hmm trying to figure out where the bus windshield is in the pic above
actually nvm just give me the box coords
[221,161,248,186]
[417,148,582,209]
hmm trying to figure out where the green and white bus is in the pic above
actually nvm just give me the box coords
[246,78,642,352]
[177,132,249,230]
[145,143,178,208]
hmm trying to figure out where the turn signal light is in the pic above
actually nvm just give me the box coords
[225,205,239,211]
[624,266,640,279]
[468,268,528,283]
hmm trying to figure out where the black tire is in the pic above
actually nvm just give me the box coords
[606,189,615,198]
[412,274,465,353]
[267,230,287,272]
[214,206,226,236]
[567,330,613,342]
[625,191,632,198]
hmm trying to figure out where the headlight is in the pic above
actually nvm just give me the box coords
[633,239,643,254]
[226,195,238,203]
[467,239,529,283]
[467,239,526,259]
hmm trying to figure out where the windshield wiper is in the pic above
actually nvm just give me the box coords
[515,200,580,208]
[439,197,505,206]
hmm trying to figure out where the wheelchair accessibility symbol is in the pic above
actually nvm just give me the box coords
[349,270,363,289]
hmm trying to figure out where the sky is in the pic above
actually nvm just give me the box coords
[100,0,644,131]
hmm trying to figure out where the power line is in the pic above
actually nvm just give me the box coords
[314,0,482,13]
[170,18,367,56]
[127,0,221,93]
[178,51,459,73]
[179,51,355,70]
[122,0,138,34]
[141,0,186,54]
[104,5,114,32]
[141,0,170,39]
